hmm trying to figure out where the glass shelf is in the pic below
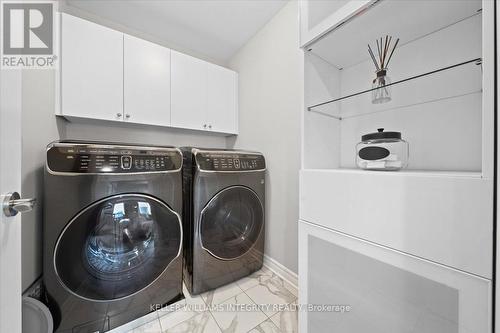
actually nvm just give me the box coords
[307,58,482,120]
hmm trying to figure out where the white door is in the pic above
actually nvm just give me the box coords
[61,14,123,121]
[124,34,171,126]
[170,50,207,131]
[207,64,238,134]
[0,71,31,332]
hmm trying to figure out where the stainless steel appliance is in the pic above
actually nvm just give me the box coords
[43,141,184,332]
[181,148,266,295]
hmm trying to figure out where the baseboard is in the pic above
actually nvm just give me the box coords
[263,254,298,289]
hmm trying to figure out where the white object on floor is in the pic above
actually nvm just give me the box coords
[22,297,53,333]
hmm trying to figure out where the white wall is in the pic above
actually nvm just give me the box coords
[228,1,302,273]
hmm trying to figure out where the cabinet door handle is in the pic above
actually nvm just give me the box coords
[116,113,122,118]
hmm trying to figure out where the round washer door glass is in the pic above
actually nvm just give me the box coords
[200,186,263,260]
[54,194,181,301]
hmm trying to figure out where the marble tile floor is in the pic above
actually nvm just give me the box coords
[109,266,298,333]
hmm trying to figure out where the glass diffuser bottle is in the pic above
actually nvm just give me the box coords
[368,36,399,104]
[372,69,391,104]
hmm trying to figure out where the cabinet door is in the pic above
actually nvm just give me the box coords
[300,0,373,47]
[207,64,238,134]
[124,35,171,126]
[61,14,123,121]
[171,50,207,130]
[299,220,491,333]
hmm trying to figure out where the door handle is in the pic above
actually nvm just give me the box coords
[2,192,36,217]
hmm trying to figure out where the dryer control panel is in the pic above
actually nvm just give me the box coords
[47,143,182,174]
[195,151,265,172]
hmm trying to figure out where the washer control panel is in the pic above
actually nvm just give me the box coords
[47,143,182,173]
[195,151,265,171]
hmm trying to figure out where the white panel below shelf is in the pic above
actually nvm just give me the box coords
[299,169,493,278]
[299,220,491,333]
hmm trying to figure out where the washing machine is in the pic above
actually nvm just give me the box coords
[43,141,184,333]
[182,148,266,295]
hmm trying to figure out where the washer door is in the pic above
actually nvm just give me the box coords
[200,186,264,260]
[54,194,182,301]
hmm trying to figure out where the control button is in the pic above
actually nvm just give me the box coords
[121,156,132,169]
[135,159,144,170]
[234,159,240,169]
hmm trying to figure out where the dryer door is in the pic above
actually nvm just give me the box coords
[54,194,182,301]
[200,186,264,260]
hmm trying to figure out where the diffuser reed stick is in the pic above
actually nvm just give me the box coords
[368,35,399,104]
[368,35,399,70]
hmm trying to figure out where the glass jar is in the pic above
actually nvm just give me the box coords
[356,128,408,171]
[372,69,391,104]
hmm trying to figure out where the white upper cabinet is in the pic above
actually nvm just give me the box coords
[60,13,238,135]
[61,13,123,121]
[124,34,171,126]
[170,50,208,131]
[171,50,238,134]
[207,64,238,134]
[299,0,374,47]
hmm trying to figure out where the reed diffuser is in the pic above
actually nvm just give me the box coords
[368,36,399,104]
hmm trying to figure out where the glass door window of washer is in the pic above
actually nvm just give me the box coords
[54,194,181,301]
[200,186,264,260]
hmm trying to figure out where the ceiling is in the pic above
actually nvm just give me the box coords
[64,0,288,64]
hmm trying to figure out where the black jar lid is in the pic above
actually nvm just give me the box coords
[361,128,401,141]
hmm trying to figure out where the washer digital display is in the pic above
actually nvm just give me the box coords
[47,144,181,173]
[195,151,265,171]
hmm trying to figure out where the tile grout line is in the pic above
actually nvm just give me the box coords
[241,285,273,321]
[156,306,164,333]
[245,316,281,333]
[157,287,201,332]
[208,280,275,333]
[202,283,226,333]
[241,273,299,328]
[210,286,275,333]
[240,269,281,319]
[208,308,224,333]
[207,285,246,332]
[202,283,244,307]
[157,294,191,332]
